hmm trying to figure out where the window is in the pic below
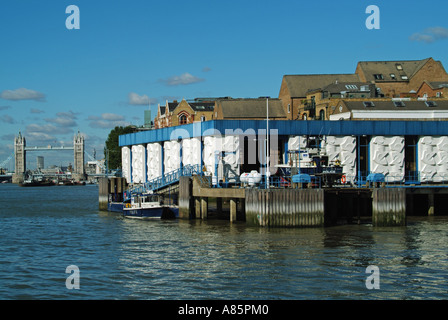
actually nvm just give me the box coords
[425,101,437,107]
[390,73,396,79]
[360,85,369,92]
[345,84,358,90]
[287,104,291,113]
[396,64,403,70]
[319,109,325,120]
[374,74,384,80]
[179,114,188,125]
[201,115,206,122]
[393,101,405,107]
[401,75,408,80]
[363,101,375,107]
[436,92,442,98]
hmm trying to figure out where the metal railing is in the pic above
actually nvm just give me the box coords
[125,168,448,202]
[208,171,448,190]
[126,164,202,198]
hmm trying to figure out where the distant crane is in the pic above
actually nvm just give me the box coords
[84,150,107,172]
[0,152,14,171]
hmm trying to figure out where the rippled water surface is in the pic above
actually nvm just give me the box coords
[1,184,447,299]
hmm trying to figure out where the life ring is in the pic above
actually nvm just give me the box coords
[341,175,346,184]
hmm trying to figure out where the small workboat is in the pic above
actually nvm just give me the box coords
[123,193,179,220]
[19,174,55,187]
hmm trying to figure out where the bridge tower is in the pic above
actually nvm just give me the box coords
[12,132,26,184]
[73,131,86,181]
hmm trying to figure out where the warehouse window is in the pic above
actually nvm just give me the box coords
[374,74,384,80]
[179,114,188,125]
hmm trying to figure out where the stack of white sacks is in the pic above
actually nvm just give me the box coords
[369,136,405,182]
[163,140,180,174]
[146,143,162,181]
[222,135,240,180]
[418,136,448,182]
[131,145,146,184]
[287,136,307,152]
[203,135,240,180]
[182,138,201,167]
[324,136,357,183]
[121,146,131,183]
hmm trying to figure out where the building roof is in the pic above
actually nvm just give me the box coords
[189,102,215,112]
[282,74,360,98]
[313,82,375,94]
[428,81,448,89]
[342,99,448,111]
[218,98,286,118]
[356,58,433,82]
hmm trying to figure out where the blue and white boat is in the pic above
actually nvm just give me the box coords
[123,193,179,220]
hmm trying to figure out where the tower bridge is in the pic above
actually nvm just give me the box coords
[12,131,86,184]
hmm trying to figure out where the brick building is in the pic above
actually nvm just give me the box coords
[416,80,448,98]
[355,57,448,98]
[154,98,215,129]
[213,98,287,120]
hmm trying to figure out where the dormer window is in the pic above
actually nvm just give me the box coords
[396,64,403,70]
[401,75,409,80]
[363,101,375,107]
[390,73,396,79]
[374,74,384,80]
[425,101,437,107]
[393,101,405,107]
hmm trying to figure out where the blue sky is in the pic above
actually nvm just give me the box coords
[1,0,448,169]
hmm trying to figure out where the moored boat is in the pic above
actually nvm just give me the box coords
[19,174,55,187]
[123,193,179,220]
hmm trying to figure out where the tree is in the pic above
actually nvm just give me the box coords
[104,126,137,170]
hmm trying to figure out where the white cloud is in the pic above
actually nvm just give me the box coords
[410,27,448,43]
[0,88,46,102]
[25,132,57,143]
[159,72,205,86]
[26,123,73,135]
[128,92,157,105]
[45,111,78,127]
[88,113,130,129]
[101,113,125,121]
[1,114,15,124]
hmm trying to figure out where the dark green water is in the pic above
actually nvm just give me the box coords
[0,184,447,299]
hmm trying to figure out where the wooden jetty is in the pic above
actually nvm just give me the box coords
[100,176,448,227]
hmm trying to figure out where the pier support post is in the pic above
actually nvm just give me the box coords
[179,177,193,219]
[428,193,435,216]
[216,198,223,215]
[98,177,109,211]
[230,199,237,222]
[372,188,406,226]
[195,198,201,219]
[201,198,208,219]
[245,189,324,227]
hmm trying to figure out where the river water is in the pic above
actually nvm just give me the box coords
[0,183,447,300]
